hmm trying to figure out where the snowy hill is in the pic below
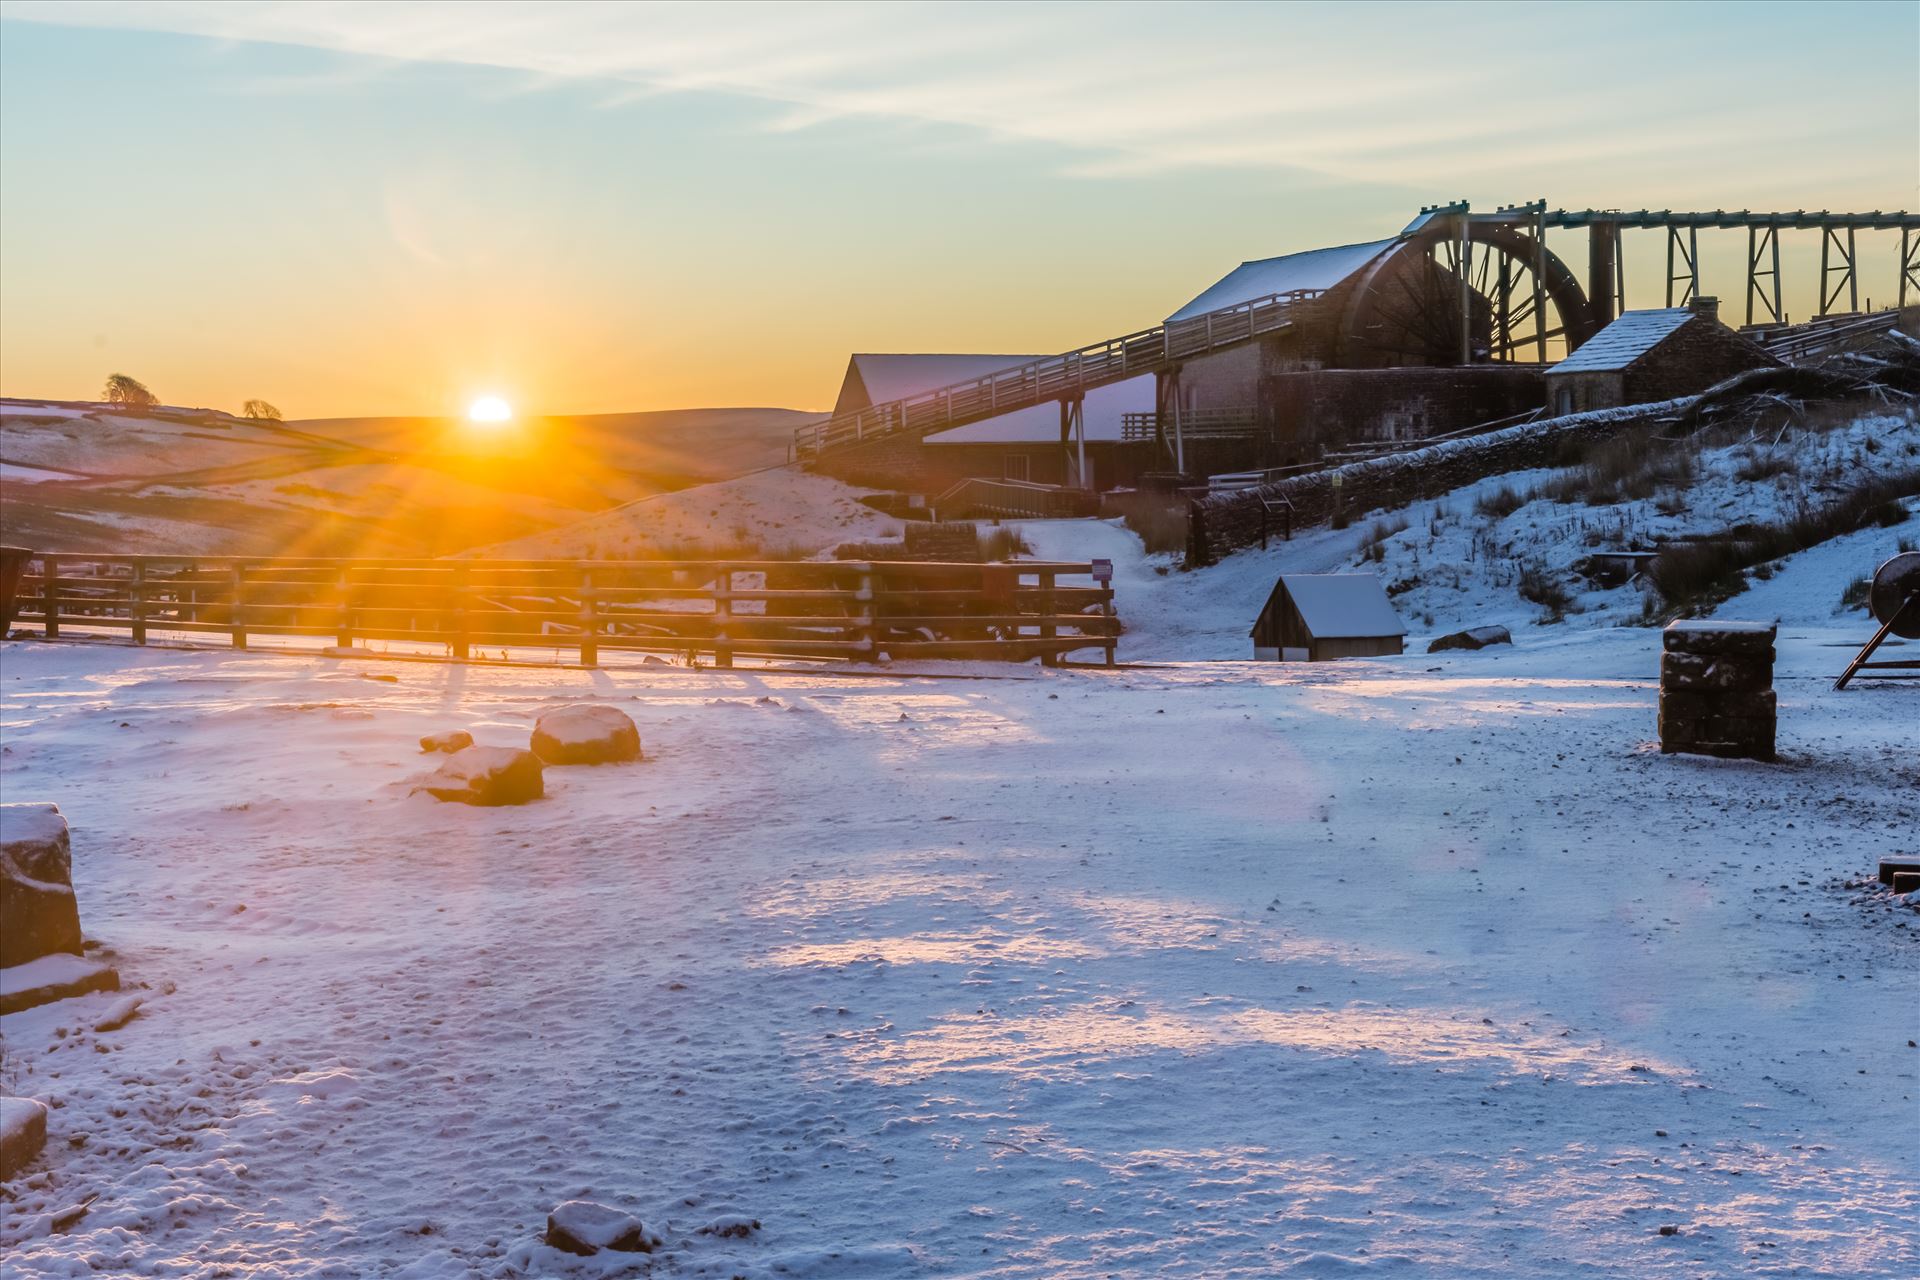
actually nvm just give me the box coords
[0,399,817,556]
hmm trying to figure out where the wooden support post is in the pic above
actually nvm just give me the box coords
[336,565,353,649]
[451,564,470,660]
[1770,226,1782,323]
[130,561,146,645]
[579,564,598,667]
[856,565,876,662]
[713,564,733,668]
[1039,569,1057,666]
[1819,228,1831,316]
[41,554,58,638]
[1848,227,1859,313]
[230,563,247,649]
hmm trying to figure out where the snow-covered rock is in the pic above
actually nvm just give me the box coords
[0,1097,49,1181]
[544,1200,661,1256]
[530,705,642,766]
[94,994,144,1032]
[1427,624,1512,653]
[0,952,120,1016]
[0,802,82,968]
[418,730,474,754]
[419,747,544,806]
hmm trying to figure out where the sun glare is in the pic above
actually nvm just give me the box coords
[467,395,512,424]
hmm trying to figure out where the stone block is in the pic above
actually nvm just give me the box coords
[0,1097,49,1181]
[1660,651,1773,692]
[0,803,82,969]
[1662,620,1777,655]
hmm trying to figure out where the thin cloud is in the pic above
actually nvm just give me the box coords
[1,0,1911,194]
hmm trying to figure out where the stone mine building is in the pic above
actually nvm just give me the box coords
[1542,297,1779,415]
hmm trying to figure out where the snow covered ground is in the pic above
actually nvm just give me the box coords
[2,605,1914,1275]
[478,466,902,560]
[3,402,1917,1276]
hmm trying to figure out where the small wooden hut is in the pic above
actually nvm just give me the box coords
[1251,573,1406,661]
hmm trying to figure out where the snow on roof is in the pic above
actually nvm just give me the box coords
[1168,239,1396,322]
[840,355,1153,445]
[1547,308,1694,374]
[1275,574,1407,639]
[847,354,1045,407]
[924,375,1154,445]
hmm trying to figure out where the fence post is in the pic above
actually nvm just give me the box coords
[336,565,353,648]
[40,554,59,638]
[130,561,146,645]
[230,562,247,649]
[451,564,470,660]
[579,563,598,667]
[713,564,732,668]
[1103,579,1117,668]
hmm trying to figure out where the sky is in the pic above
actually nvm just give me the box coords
[0,0,1915,418]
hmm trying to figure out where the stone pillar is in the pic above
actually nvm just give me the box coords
[1658,621,1777,760]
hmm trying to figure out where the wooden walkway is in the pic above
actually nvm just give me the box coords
[792,288,1326,460]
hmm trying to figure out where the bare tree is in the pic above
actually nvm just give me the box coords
[241,399,283,421]
[102,373,158,408]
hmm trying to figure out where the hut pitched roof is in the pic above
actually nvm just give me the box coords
[1256,573,1406,639]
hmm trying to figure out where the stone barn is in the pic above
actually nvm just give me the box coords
[1543,297,1778,415]
[1251,573,1406,661]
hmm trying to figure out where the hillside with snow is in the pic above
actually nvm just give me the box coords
[0,400,817,556]
[1010,402,1919,663]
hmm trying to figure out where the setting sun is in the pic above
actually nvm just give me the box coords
[467,395,512,424]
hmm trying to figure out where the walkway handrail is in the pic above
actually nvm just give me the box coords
[794,288,1326,459]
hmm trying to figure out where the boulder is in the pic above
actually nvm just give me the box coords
[531,705,642,766]
[0,1097,49,1181]
[1427,625,1512,654]
[419,730,475,754]
[1,803,82,968]
[545,1200,661,1256]
[0,952,120,1016]
[420,747,544,806]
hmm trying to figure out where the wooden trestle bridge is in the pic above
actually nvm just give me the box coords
[792,201,1920,470]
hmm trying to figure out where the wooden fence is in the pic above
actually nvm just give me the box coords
[6,555,1118,667]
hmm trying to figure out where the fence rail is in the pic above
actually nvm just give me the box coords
[792,288,1325,460]
[6,554,1118,667]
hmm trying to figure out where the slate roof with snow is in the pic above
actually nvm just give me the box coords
[835,353,1152,446]
[1271,573,1407,639]
[842,354,1047,409]
[1546,308,1694,374]
[1168,239,1396,322]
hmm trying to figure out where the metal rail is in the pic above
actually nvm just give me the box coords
[1120,407,1259,442]
[1488,208,1920,231]
[1752,310,1901,363]
[793,288,1325,460]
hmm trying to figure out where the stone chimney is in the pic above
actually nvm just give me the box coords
[1689,295,1720,323]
